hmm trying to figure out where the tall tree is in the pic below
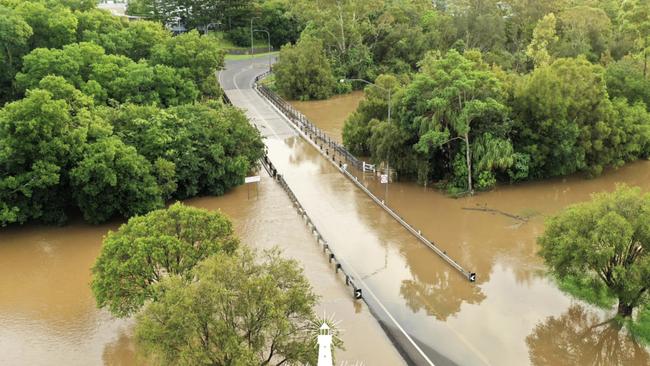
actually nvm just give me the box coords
[14,0,78,49]
[620,0,650,77]
[274,35,336,100]
[513,57,634,178]
[70,136,163,223]
[135,247,326,366]
[91,202,239,317]
[0,6,32,101]
[402,50,512,192]
[0,76,104,226]
[526,13,558,68]
[539,185,650,318]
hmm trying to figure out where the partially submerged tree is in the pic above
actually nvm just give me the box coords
[539,185,650,318]
[273,35,336,100]
[135,247,325,366]
[91,203,239,317]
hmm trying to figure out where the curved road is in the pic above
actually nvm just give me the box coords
[220,58,491,366]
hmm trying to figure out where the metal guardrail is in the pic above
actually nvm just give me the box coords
[253,74,477,283]
[223,82,365,300]
[260,155,365,301]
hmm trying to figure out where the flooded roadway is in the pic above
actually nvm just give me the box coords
[289,89,650,366]
[0,169,404,365]
[221,58,650,365]
[1,56,648,366]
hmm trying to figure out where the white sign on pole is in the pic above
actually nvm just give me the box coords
[245,176,261,184]
[380,174,388,184]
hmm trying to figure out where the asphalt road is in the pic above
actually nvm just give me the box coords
[219,57,484,366]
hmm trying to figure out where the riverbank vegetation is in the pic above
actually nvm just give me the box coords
[267,0,650,193]
[539,185,650,342]
[0,0,264,226]
[92,203,333,365]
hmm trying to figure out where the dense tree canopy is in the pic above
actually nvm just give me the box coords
[274,36,336,100]
[0,0,264,226]
[136,247,323,366]
[91,203,239,317]
[539,185,650,318]
[286,0,650,191]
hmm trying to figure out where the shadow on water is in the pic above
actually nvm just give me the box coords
[526,304,650,366]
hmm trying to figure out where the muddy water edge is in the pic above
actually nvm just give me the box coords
[289,92,650,366]
[0,171,404,365]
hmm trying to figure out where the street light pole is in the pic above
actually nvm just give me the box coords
[340,78,393,202]
[250,17,259,60]
[254,29,271,72]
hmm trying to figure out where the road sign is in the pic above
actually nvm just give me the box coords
[380,174,388,184]
[354,288,363,299]
[245,176,261,184]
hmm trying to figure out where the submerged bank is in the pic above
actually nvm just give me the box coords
[286,87,650,365]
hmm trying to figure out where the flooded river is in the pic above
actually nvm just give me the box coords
[2,73,650,366]
[288,92,650,365]
[0,172,402,365]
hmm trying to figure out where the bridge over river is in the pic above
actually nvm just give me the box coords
[219,57,650,366]
[220,58,492,366]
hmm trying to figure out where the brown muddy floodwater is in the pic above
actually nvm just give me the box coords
[290,91,364,143]
[0,173,403,366]
[288,93,650,366]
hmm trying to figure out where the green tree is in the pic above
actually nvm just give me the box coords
[14,0,78,49]
[150,30,225,97]
[526,13,558,68]
[513,57,638,178]
[292,0,380,80]
[75,8,129,54]
[0,76,105,225]
[620,0,650,78]
[117,20,170,61]
[274,35,336,100]
[539,185,650,318]
[70,136,163,224]
[556,6,613,62]
[258,0,303,48]
[606,57,650,107]
[0,6,33,101]
[104,102,264,199]
[135,247,323,366]
[91,202,239,317]
[402,50,512,191]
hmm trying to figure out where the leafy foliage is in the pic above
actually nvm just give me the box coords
[539,185,650,317]
[91,202,239,317]
[0,1,263,226]
[513,57,650,178]
[135,247,325,365]
[274,36,336,100]
[70,136,163,223]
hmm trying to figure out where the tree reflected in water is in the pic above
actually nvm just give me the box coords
[526,304,650,366]
[400,269,486,321]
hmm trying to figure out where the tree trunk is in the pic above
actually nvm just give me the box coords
[617,301,633,318]
[465,133,472,193]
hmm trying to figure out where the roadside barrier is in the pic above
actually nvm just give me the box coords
[253,73,476,283]
[222,69,441,365]
[260,154,365,301]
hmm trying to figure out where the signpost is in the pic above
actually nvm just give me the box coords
[380,173,389,203]
[245,176,261,184]
[245,175,261,198]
